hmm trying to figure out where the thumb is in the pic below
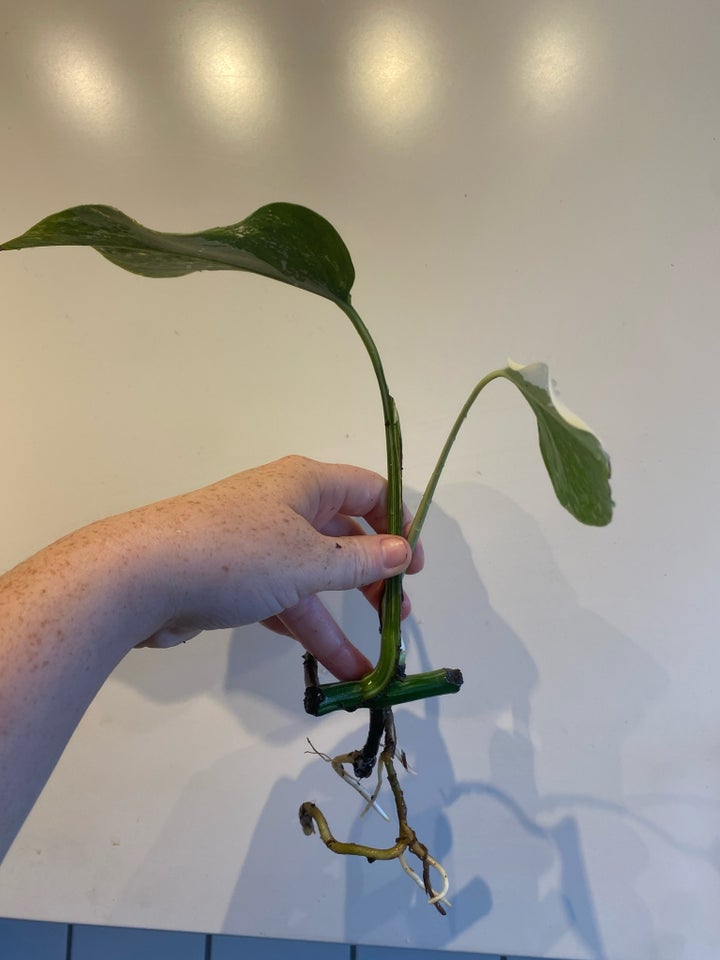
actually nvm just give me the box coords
[315,534,412,592]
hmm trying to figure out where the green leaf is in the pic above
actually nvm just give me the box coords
[502,361,613,525]
[0,202,355,305]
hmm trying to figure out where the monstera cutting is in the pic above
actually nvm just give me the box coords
[1,202,613,911]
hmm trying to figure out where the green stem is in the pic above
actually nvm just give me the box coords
[323,306,491,710]
[305,668,463,717]
[335,301,404,701]
[407,368,506,549]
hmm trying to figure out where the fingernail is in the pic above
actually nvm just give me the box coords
[381,536,409,569]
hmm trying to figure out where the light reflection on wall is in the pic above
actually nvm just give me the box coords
[521,22,587,113]
[346,9,440,141]
[180,3,276,142]
[35,26,130,140]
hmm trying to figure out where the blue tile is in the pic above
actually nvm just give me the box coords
[356,948,502,960]
[71,924,206,960]
[0,918,67,960]
[212,935,350,960]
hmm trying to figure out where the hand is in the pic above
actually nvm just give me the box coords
[0,454,423,861]
[133,455,423,680]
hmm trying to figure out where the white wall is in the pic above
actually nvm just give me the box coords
[1,2,719,958]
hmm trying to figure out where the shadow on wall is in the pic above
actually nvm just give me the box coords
[115,483,673,958]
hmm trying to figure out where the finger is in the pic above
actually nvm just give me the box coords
[296,531,412,597]
[309,505,417,619]
[299,461,389,526]
[319,513,367,539]
[260,615,293,638]
[304,461,421,544]
[278,596,373,681]
[319,512,423,574]
[360,580,412,619]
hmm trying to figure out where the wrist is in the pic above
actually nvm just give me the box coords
[68,511,177,655]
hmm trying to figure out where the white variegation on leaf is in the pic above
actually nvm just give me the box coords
[502,360,613,526]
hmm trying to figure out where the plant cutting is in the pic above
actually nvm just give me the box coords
[1,202,612,911]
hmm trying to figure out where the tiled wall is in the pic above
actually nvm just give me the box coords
[0,918,565,960]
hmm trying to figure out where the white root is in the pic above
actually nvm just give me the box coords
[398,853,451,908]
[360,754,386,818]
[425,855,451,906]
[359,738,417,820]
[306,739,390,822]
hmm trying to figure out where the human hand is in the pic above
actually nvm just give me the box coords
[132,455,423,680]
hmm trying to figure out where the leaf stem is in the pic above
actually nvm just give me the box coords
[407,368,506,548]
[335,301,404,701]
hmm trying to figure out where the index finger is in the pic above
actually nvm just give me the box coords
[306,460,424,570]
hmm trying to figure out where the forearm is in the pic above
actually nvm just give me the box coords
[0,516,167,861]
